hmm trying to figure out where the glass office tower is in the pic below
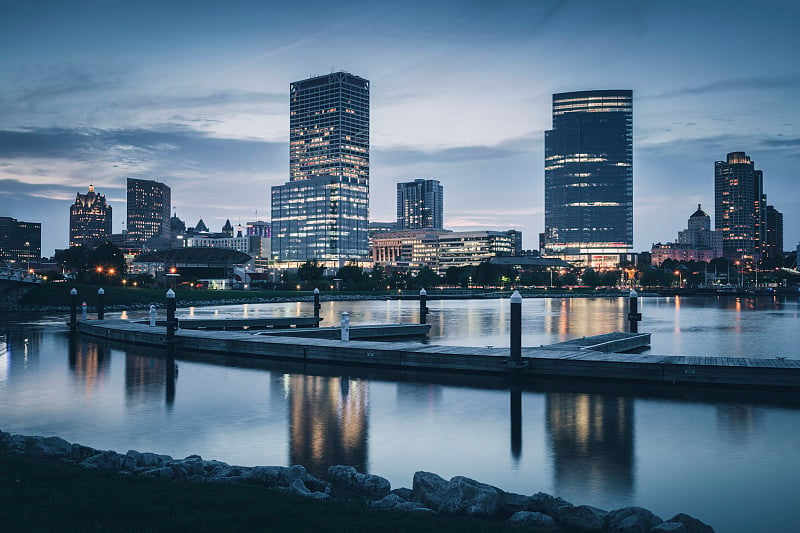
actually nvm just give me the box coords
[126,178,171,244]
[272,72,370,265]
[714,152,765,260]
[396,179,444,230]
[544,90,633,266]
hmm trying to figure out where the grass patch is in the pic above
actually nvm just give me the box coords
[0,451,515,532]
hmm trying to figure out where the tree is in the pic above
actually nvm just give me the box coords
[298,260,324,286]
[337,265,365,290]
[408,267,441,289]
[55,246,91,280]
[88,242,127,285]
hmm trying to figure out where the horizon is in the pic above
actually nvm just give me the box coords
[1,0,798,256]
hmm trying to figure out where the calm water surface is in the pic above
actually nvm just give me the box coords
[1,295,799,533]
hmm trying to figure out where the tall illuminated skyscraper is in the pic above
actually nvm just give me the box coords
[544,90,633,266]
[714,152,765,260]
[69,184,112,248]
[126,178,171,244]
[272,72,370,266]
[396,179,444,230]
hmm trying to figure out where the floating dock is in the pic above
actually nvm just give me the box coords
[76,319,800,389]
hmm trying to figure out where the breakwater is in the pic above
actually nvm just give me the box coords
[1,430,714,532]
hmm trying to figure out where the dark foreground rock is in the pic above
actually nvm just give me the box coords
[0,428,715,532]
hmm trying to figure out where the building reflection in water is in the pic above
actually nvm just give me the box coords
[68,338,109,396]
[288,374,368,476]
[716,404,762,444]
[0,329,43,380]
[546,393,634,504]
[124,353,177,407]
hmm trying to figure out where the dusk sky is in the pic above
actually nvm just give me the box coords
[1,0,797,256]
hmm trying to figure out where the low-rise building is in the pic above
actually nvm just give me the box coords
[651,205,723,265]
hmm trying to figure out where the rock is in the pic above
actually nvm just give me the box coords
[285,464,307,484]
[12,436,72,458]
[68,443,98,462]
[140,467,175,479]
[167,457,205,477]
[500,491,533,516]
[249,466,289,487]
[327,465,391,500]
[395,501,435,513]
[371,494,405,510]
[606,506,663,533]
[666,513,715,533]
[438,476,501,519]
[302,473,331,494]
[651,523,687,533]
[556,505,608,532]
[506,511,558,530]
[529,492,573,516]
[412,471,449,510]
[138,452,169,469]
[288,478,329,500]
[0,431,10,448]
[391,487,413,502]
[82,450,124,470]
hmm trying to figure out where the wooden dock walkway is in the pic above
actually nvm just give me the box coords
[76,319,800,389]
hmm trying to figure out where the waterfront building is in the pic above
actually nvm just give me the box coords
[543,90,633,267]
[69,184,112,248]
[764,205,784,260]
[271,72,370,267]
[714,152,767,260]
[126,178,171,244]
[371,230,442,272]
[650,204,723,265]
[396,179,444,230]
[184,234,250,254]
[438,230,520,273]
[0,216,41,269]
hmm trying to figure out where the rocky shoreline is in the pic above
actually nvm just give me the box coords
[1,430,713,532]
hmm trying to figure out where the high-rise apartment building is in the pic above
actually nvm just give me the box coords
[272,72,370,266]
[0,216,41,268]
[69,184,112,248]
[126,178,171,244]
[764,205,784,260]
[396,179,444,230]
[714,152,765,260]
[544,90,633,266]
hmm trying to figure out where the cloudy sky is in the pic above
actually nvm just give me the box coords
[1,0,798,256]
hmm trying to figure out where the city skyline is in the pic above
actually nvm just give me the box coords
[0,0,798,256]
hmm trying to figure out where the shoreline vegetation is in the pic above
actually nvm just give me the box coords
[8,283,650,313]
[1,431,714,532]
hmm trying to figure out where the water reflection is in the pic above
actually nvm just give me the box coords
[68,338,109,395]
[288,374,369,476]
[716,404,763,444]
[546,393,634,504]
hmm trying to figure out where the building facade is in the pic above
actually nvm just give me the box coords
[69,184,113,248]
[437,231,519,273]
[764,205,784,260]
[544,90,633,266]
[0,217,41,268]
[126,178,171,244]
[272,72,370,266]
[396,179,444,230]
[371,230,441,272]
[714,152,766,260]
[650,204,723,265]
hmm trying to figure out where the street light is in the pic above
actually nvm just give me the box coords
[674,270,682,288]
[24,241,30,273]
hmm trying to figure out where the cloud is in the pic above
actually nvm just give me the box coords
[653,75,800,98]
[375,133,540,167]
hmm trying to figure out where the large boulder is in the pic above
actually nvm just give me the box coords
[140,467,175,479]
[288,478,330,500]
[606,507,663,533]
[412,471,449,510]
[556,505,608,532]
[391,487,413,502]
[7,435,71,458]
[666,513,715,533]
[81,450,124,470]
[438,476,501,519]
[651,523,687,533]
[67,443,98,462]
[327,465,391,500]
[500,492,534,516]
[506,511,559,530]
[248,466,289,487]
[529,492,573,516]
[0,431,11,448]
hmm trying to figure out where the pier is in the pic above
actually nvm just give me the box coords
[75,319,800,389]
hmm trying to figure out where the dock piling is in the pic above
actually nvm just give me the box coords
[149,305,156,326]
[166,289,176,345]
[419,288,428,325]
[81,302,87,320]
[313,288,321,327]
[341,312,350,341]
[97,288,105,320]
[69,288,77,332]
[510,290,522,363]
[628,289,642,333]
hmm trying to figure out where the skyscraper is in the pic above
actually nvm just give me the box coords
[69,184,112,248]
[0,217,41,268]
[126,178,171,244]
[272,72,369,266]
[544,90,633,266]
[714,152,765,260]
[396,179,444,230]
[764,205,784,260]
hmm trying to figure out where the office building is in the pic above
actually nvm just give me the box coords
[396,179,444,230]
[438,230,520,273]
[764,205,784,260]
[544,90,633,266]
[272,72,370,266]
[0,216,41,268]
[126,178,171,244]
[714,152,765,260]
[371,230,442,272]
[650,204,723,265]
[69,184,112,248]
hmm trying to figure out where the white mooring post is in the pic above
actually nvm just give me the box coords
[81,301,88,320]
[340,312,350,341]
[149,304,157,327]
